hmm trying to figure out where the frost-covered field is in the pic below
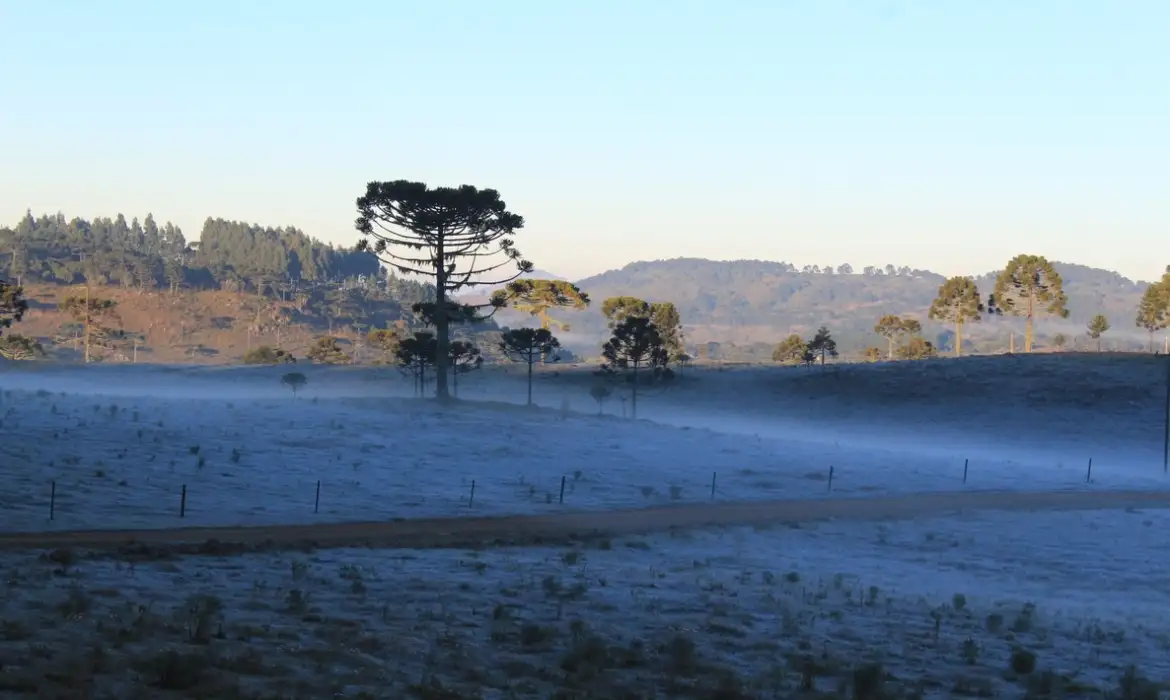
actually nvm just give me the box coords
[2,508,1166,699]
[0,361,1164,532]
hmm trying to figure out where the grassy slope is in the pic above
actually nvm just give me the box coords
[14,284,346,364]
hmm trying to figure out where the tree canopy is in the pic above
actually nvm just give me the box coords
[356,180,532,399]
[927,277,983,357]
[495,279,590,331]
[992,254,1069,353]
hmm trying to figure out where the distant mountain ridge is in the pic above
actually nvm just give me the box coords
[484,257,1155,354]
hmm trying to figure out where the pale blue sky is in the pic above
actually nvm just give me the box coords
[1,1,1166,281]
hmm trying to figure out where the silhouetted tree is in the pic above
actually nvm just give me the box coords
[1051,333,1068,351]
[993,255,1068,352]
[448,339,482,397]
[281,372,307,398]
[396,331,438,397]
[499,328,561,405]
[355,180,532,400]
[599,316,671,419]
[600,296,685,362]
[771,334,807,364]
[807,326,838,366]
[589,383,612,416]
[928,276,984,357]
[1087,314,1110,352]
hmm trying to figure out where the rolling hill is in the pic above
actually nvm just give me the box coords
[487,258,1157,359]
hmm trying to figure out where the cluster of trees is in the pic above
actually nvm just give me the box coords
[772,326,839,366]
[0,212,430,303]
[193,218,379,292]
[769,254,1170,363]
[351,179,691,412]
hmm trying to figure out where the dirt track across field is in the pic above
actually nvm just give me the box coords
[1,488,1168,554]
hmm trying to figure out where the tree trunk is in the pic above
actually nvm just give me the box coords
[526,352,534,406]
[630,361,639,420]
[1025,294,1035,352]
[955,322,963,357]
[887,336,893,360]
[434,241,451,400]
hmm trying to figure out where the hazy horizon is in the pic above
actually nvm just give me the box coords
[3,1,1166,282]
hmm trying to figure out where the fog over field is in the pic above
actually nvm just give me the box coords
[0,354,1168,698]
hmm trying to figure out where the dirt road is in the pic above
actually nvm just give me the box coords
[1,488,1167,554]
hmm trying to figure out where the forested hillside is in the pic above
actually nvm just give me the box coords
[0,211,483,364]
[485,258,1157,360]
[2,211,1160,364]
[0,211,424,300]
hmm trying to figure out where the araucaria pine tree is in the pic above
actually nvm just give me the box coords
[992,255,1068,353]
[447,339,482,398]
[1136,271,1170,353]
[499,327,561,405]
[600,296,686,363]
[496,279,590,332]
[928,277,984,357]
[395,331,438,397]
[873,315,921,360]
[355,181,532,400]
[600,316,670,420]
[1087,314,1110,352]
[807,326,838,367]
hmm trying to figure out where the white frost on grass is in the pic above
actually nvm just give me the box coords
[0,384,1163,533]
[2,508,1167,697]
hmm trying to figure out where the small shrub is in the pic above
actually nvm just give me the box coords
[1012,603,1036,634]
[286,589,309,614]
[1010,647,1037,675]
[852,662,886,700]
[986,613,1004,634]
